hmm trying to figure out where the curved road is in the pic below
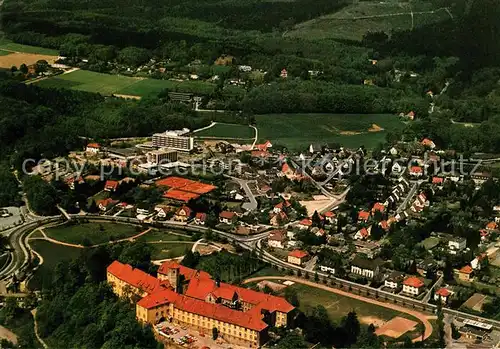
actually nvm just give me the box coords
[244,276,433,342]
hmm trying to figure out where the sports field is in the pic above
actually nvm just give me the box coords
[255,113,404,150]
[287,1,451,41]
[45,222,141,245]
[195,123,255,139]
[35,69,216,97]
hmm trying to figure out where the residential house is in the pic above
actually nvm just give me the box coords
[458,265,474,281]
[421,138,436,149]
[273,200,291,214]
[371,203,385,215]
[379,220,390,232]
[354,226,372,240]
[268,230,287,249]
[319,265,336,275]
[353,240,381,259]
[86,143,101,153]
[270,211,288,226]
[409,166,423,177]
[194,212,207,225]
[417,258,436,277]
[219,211,237,224]
[350,256,382,279]
[255,140,272,151]
[448,237,467,255]
[402,276,425,296]
[486,221,498,232]
[434,288,452,303]
[287,250,309,266]
[154,204,171,219]
[389,147,398,156]
[471,254,488,270]
[411,192,428,213]
[392,162,404,174]
[384,271,405,290]
[358,210,370,222]
[280,69,288,78]
[323,211,337,225]
[97,198,118,212]
[432,177,444,186]
[174,206,192,222]
[104,180,119,192]
[297,218,312,230]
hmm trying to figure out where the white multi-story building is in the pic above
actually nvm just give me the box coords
[402,277,424,295]
[152,129,194,152]
[350,256,382,279]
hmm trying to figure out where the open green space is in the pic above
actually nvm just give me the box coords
[28,239,82,289]
[0,50,11,56]
[0,40,59,55]
[195,123,255,139]
[290,283,409,323]
[149,242,193,260]
[137,230,192,243]
[287,1,451,41]
[255,113,404,150]
[44,222,141,245]
[35,69,216,97]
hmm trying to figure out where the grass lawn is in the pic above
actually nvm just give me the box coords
[0,50,11,56]
[0,41,59,55]
[149,242,193,260]
[255,113,404,150]
[195,123,255,139]
[87,190,109,205]
[289,283,409,323]
[36,69,216,97]
[28,239,83,290]
[44,222,141,245]
[138,230,192,243]
[287,1,450,41]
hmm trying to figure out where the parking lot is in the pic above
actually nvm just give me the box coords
[0,207,22,231]
[155,322,248,349]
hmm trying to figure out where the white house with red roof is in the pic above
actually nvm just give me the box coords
[421,138,436,149]
[219,211,237,224]
[174,206,192,222]
[86,143,101,153]
[358,210,370,222]
[268,229,287,249]
[354,226,372,240]
[287,250,309,266]
[297,218,312,230]
[104,180,119,192]
[409,166,423,177]
[97,198,118,212]
[254,140,272,151]
[434,288,452,303]
[402,276,425,296]
[323,211,336,224]
[194,212,207,225]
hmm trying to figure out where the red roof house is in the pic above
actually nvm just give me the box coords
[358,210,370,222]
[104,180,119,192]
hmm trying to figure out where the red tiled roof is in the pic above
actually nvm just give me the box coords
[107,261,166,295]
[87,143,100,148]
[486,221,498,230]
[459,265,473,274]
[97,198,118,208]
[288,250,308,259]
[176,205,192,217]
[410,166,423,173]
[403,276,424,288]
[275,200,291,209]
[436,288,451,297]
[163,189,200,203]
[137,288,179,309]
[268,229,286,241]
[219,211,235,219]
[432,177,444,184]
[372,202,385,212]
[421,138,434,146]
[299,218,312,226]
[324,211,335,218]
[157,260,211,281]
[195,212,207,221]
[282,163,291,173]
[251,150,270,158]
[105,180,119,190]
[358,211,370,221]
[358,227,369,238]
[380,220,389,230]
[185,276,294,315]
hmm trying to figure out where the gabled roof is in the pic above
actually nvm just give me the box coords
[410,166,423,173]
[432,177,444,184]
[421,138,435,146]
[195,212,207,221]
[324,211,336,218]
[275,200,291,209]
[403,276,424,288]
[358,210,370,221]
[219,211,236,219]
[87,143,101,148]
[486,221,498,230]
[436,288,451,297]
[176,205,192,216]
[379,220,389,230]
[107,261,166,295]
[268,229,287,241]
[372,202,385,213]
[105,180,119,190]
[157,260,211,281]
[459,265,473,274]
[288,250,308,259]
[97,198,118,208]
[298,218,312,226]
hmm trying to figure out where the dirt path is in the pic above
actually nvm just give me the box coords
[243,276,433,343]
[31,309,48,349]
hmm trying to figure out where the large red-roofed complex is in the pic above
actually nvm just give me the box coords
[107,260,295,347]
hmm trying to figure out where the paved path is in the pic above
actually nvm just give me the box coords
[0,325,17,345]
[243,276,433,343]
[192,122,216,133]
[250,125,258,149]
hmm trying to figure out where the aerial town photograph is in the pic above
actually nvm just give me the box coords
[0,0,499,348]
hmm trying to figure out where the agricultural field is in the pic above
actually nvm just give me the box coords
[255,113,404,150]
[0,40,59,55]
[286,1,452,41]
[0,40,59,68]
[44,222,141,246]
[35,69,215,97]
[195,123,255,139]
